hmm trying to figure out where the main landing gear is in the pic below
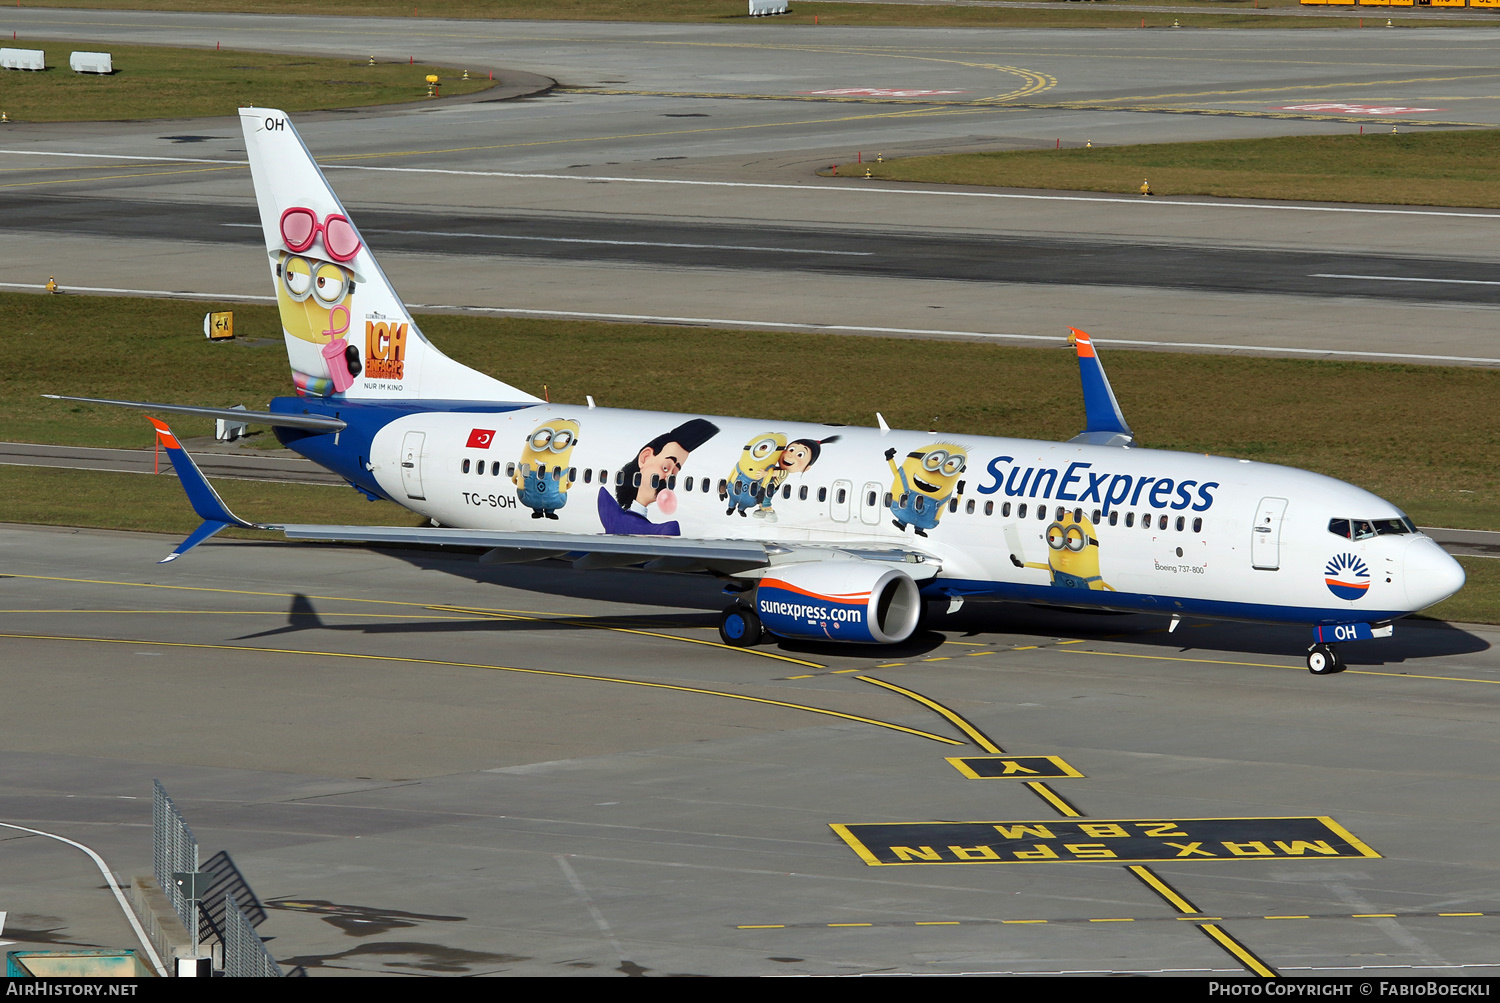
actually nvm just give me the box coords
[718,604,763,647]
[1306,644,1345,675]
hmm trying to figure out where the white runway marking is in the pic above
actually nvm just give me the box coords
[1312,273,1500,287]
[0,821,167,977]
[222,222,873,256]
[5,149,1500,221]
[4,281,1499,365]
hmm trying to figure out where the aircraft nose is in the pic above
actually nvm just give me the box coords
[1403,536,1466,611]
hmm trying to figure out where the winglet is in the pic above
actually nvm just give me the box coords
[1067,328,1134,447]
[148,417,265,562]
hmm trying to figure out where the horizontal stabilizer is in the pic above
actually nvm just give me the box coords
[1067,328,1134,448]
[46,395,346,432]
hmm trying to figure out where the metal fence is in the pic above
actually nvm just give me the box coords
[223,893,283,978]
[151,779,198,932]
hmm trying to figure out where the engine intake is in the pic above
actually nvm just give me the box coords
[755,561,922,644]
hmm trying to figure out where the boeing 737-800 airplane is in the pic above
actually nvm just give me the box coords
[53,108,1465,675]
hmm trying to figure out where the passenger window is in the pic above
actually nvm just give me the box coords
[835,488,845,504]
[1158,514,1168,530]
[899,493,909,507]
[719,479,729,498]
[568,467,576,481]
[783,485,791,499]
[1328,518,1351,539]
[1002,502,1011,518]
[1125,512,1134,527]
[1040,506,1048,521]
[984,500,994,516]
[1175,516,1184,531]
[1193,517,1202,533]
[867,491,877,506]
[1073,508,1082,522]
[966,499,975,515]
[462,458,471,473]
[1057,506,1066,521]
[885,492,894,506]
[1109,511,1118,526]
[583,468,592,483]
[818,487,827,502]
[800,486,809,501]
[1018,503,1028,519]
[685,476,694,492]
[1091,509,1100,524]
[948,497,958,513]
[506,462,516,478]
[615,470,625,486]
[633,472,642,488]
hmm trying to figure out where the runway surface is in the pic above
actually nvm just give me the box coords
[0,523,1496,976]
[1,10,1499,361]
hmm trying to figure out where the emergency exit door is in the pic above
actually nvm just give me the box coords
[1251,496,1288,570]
[400,430,427,500]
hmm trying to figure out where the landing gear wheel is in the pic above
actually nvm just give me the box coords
[1306,644,1345,675]
[719,605,763,647]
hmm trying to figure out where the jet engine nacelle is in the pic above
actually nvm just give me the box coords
[755,561,923,644]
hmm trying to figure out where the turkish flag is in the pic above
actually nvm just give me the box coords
[467,428,496,449]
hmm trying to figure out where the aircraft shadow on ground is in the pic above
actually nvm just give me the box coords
[248,545,1489,667]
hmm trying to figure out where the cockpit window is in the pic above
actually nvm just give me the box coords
[1329,516,1417,540]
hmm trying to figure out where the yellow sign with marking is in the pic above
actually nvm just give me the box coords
[204,311,234,340]
[947,755,1084,779]
[830,816,1379,866]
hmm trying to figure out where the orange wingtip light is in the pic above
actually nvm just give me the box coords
[147,417,181,449]
[1069,327,1096,358]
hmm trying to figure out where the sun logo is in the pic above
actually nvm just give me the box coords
[1324,553,1371,601]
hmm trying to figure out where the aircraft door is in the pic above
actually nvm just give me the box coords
[400,430,427,500]
[860,481,882,526]
[1251,496,1288,570]
[831,479,852,523]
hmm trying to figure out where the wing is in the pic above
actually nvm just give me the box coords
[145,418,940,578]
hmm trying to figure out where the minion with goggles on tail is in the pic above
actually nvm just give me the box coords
[271,203,365,396]
[1010,509,1116,591]
[513,419,581,520]
[885,443,967,537]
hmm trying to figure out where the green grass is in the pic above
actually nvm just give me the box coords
[0,39,496,122]
[844,130,1500,208]
[7,290,1500,534]
[22,0,1499,29]
[0,465,420,539]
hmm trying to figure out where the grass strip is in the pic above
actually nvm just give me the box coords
[20,0,1499,29]
[0,39,495,122]
[6,291,1499,537]
[841,130,1500,209]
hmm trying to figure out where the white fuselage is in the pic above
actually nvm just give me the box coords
[354,404,1459,626]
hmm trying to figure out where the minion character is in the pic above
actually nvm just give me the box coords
[885,443,967,537]
[1010,510,1116,591]
[724,432,787,518]
[512,419,581,520]
[271,204,366,397]
[753,434,842,523]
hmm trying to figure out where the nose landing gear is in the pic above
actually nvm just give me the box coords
[1306,644,1345,675]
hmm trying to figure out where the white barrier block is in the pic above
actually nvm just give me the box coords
[0,48,46,72]
[70,51,112,74]
[748,0,790,14]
